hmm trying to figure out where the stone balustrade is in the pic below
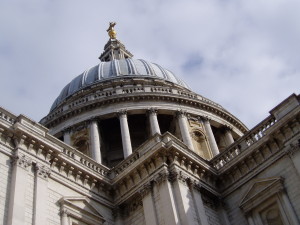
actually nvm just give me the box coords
[0,108,17,124]
[212,115,277,169]
[42,84,226,126]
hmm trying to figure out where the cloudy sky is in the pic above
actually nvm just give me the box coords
[0,0,299,129]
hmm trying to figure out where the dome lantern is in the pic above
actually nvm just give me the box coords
[99,22,133,62]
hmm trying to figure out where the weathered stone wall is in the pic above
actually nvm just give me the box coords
[223,154,300,225]
[123,204,145,225]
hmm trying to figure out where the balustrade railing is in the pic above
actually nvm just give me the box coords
[212,115,277,169]
[61,145,110,177]
[45,85,226,123]
[0,108,16,124]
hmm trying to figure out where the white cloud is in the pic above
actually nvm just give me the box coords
[0,0,299,128]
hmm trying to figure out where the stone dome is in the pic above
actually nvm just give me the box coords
[41,26,248,168]
[50,59,190,111]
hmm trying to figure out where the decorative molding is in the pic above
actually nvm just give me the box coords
[12,154,32,170]
[287,140,300,156]
[239,177,284,213]
[138,183,152,198]
[35,164,51,180]
[59,196,106,224]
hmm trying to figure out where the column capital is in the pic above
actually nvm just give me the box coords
[176,109,188,118]
[223,125,233,132]
[117,109,128,118]
[199,116,211,123]
[147,108,158,115]
[86,117,101,126]
[138,182,152,198]
[60,208,70,217]
[153,171,169,185]
[62,126,73,134]
[12,154,32,170]
[35,164,51,180]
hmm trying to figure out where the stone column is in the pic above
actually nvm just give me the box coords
[224,127,234,146]
[202,117,219,156]
[7,154,32,225]
[63,128,71,145]
[148,108,161,136]
[118,110,132,158]
[89,120,102,163]
[33,164,51,225]
[177,111,194,151]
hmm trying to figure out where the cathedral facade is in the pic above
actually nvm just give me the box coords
[0,24,299,225]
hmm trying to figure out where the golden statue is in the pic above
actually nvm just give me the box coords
[107,22,117,39]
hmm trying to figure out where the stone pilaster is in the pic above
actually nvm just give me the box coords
[139,183,158,225]
[7,154,32,225]
[177,110,194,151]
[154,170,180,225]
[148,108,161,136]
[278,191,300,225]
[33,164,51,225]
[60,209,69,225]
[118,110,132,158]
[112,206,124,225]
[190,182,210,225]
[201,117,219,156]
[89,119,102,163]
[169,170,199,225]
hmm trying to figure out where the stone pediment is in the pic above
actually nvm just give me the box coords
[59,196,105,223]
[239,177,284,213]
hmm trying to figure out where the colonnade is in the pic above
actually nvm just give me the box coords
[62,109,235,163]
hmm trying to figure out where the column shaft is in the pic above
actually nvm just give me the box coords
[224,129,234,146]
[177,112,194,150]
[119,112,132,158]
[63,130,71,145]
[203,119,219,156]
[89,120,102,163]
[148,109,161,136]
